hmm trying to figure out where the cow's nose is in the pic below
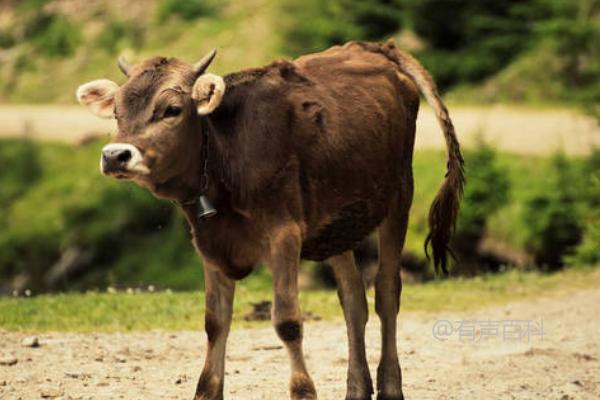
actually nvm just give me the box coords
[101,147,133,174]
[102,148,132,164]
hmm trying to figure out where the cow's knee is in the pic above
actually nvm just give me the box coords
[276,319,302,342]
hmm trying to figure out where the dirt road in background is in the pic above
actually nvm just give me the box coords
[1,105,599,155]
[1,289,599,399]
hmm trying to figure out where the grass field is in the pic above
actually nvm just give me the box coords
[1,266,598,333]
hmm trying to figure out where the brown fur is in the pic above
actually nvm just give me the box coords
[98,40,463,400]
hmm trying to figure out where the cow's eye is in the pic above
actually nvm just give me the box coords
[163,105,182,119]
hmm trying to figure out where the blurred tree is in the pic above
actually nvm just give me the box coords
[407,0,549,89]
[536,0,600,117]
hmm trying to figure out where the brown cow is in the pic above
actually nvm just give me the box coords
[77,39,463,400]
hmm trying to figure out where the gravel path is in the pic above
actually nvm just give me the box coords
[1,288,599,399]
[1,105,598,155]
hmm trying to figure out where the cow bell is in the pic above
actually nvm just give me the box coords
[197,195,217,219]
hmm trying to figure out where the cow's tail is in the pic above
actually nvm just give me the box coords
[376,39,465,275]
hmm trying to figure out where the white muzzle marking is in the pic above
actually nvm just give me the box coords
[100,143,150,175]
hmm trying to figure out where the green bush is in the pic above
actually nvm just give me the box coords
[522,154,583,270]
[0,139,42,208]
[156,0,219,23]
[26,13,81,58]
[0,139,192,292]
[281,0,402,56]
[96,19,145,53]
[0,30,15,49]
[569,149,600,265]
[452,142,510,273]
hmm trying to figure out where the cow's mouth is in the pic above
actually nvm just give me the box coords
[113,172,133,180]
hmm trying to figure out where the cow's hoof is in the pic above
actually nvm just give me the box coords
[376,394,404,400]
[194,372,223,400]
[345,373,374,400]
[194,392,223,400]
[290,374,317,399]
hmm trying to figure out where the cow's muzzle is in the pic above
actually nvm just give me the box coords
[100,143,150,178]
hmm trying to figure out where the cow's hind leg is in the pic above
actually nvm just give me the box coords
[330,251,373,400]
[270,222,317,399]
[195,263,235,400]
[375,177,413,400]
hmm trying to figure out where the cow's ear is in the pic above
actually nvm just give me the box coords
[76,79,119,118]
[191,73,225,115]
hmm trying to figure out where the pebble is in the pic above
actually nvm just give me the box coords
[65,371,91,379]
[174,374,188,385]
[21,336,40,348]
[40,386,63,398]
[0,356,18,366]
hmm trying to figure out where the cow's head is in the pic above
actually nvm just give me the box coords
[76,49,225,188]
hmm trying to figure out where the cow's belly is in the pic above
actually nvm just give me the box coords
[300,199,386,261]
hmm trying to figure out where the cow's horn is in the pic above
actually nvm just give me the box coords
[193,48,217,76]
[117,55,130,77]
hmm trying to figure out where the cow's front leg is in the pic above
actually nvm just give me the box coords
[195,262,235,400]
[269,222,317,400]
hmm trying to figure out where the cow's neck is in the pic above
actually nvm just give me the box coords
[158,116,236,222]
[148,119,210,202]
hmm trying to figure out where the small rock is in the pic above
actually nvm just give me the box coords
[573,352,597,361]
[65,371,91,379]
[0,380,7,386]
[426,376,435,383]
[21,336,40,348]
[40,385,63,398]
[175,375,188,385]
[0,356,17,366]
[251,345,283,351]
[114,354,127,363]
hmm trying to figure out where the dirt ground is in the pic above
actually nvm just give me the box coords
[1,105,599,155]
[1,289,599,400]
